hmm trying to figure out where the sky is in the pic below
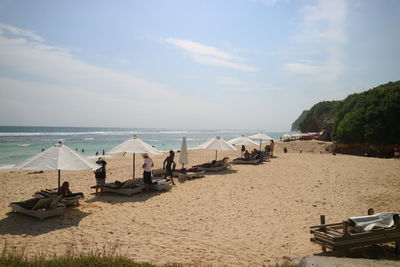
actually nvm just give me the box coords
[0,0,399,131]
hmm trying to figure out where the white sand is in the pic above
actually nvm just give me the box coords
[1,140,400,266]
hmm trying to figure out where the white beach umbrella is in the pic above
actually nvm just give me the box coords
[249,133,273,150]
[228,135,258,156]
[16,141,101,189]
[194,136,236,160]
[108,135,162,179]
[178,137,188,168]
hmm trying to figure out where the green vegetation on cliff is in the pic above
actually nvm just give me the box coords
[291,110,309,131]
[299,101,339,133]
[293,81,400,144]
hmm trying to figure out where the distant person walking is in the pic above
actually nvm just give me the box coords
[163,150,176,185]
[394,145,400,160]
[142,153,154,192]
[94,157,107,195]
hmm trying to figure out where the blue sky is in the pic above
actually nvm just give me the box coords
[0,0,399,130]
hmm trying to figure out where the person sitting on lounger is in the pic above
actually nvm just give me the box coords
[244,150,251,159]
[40,181,83,198]
[163,150,176,185]
[251,149,259,159]
[58,181,72,196]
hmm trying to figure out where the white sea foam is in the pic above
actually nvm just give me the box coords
[0,164,15,170]
[18,144,31,147]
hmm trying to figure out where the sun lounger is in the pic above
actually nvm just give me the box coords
[232,158,261,165]
[9,196,65,220]
[195,164,230,172]
[34,191,84,206]
[181,171,205,180]
[310,212,400,254]
[193,158,231,172]
[152,168,166,177]
[100,179,144,196]
[151,179,172,191]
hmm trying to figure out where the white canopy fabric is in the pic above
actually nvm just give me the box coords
[16,142,100,171]
[249,133,273,150]
[16,141,101,188]
[178,137,188,166]
[108,135,162,179]
[228,135,258,146]
[194,136,236,151]
[193,136,236,160]
[108,135,163,155]
[249,133,273,140]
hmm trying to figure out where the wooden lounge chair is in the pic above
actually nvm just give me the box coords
[194,158,231,172]
[152,168,166,177]
[151,178,172,191]
[101,179,144,196]
[34,191,84,206]
[9,196,65,220]
[310,212,400,254]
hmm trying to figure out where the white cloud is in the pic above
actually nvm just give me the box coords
[0,24,44,42]
[250,0,279,6]
[0,24,228,128]
[165,38,258,72]
[285,0,347,85]
[217,76,243,85]
[283,63,324,75]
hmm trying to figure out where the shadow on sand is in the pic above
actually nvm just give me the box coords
[0,208,91,236]
[202,169,238,176]
[85,189,167,204]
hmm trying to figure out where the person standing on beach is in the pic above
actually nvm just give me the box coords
[269,140,275,157]
[241,145,246,157]
[142,153,154,192]
[94,157,107,195]
[163,150,176,185]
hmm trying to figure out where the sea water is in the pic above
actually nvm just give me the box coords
[0,126,294,168]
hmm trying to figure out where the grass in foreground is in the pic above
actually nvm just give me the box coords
[0,240,298,267]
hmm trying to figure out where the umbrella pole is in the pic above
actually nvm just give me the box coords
[259,140,262,150]
[215,150,218,160]
[132,153,135,179]
[58,169,61,190]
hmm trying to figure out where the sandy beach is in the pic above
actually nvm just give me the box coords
[1,140,400,266]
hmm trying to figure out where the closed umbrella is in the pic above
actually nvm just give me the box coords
[108,135,162,179]
[228,135,258,156]
[178,137,188,168]
[16,141,101,189]
[194,136,236,160]
[249,133,273,150]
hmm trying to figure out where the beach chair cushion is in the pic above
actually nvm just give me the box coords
[10,198,40,210]
[32,197,54,210]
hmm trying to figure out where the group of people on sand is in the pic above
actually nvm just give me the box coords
[92,150,177,195]
[241,140,275,160]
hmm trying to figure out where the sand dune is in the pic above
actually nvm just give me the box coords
[1,140,400,266]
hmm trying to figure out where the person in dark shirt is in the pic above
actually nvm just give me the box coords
[94,157,107,195]
[163,150,176,185]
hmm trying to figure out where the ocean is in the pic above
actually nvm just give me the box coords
[0,126,295,168]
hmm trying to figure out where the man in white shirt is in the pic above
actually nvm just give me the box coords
[142,153,154,192]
